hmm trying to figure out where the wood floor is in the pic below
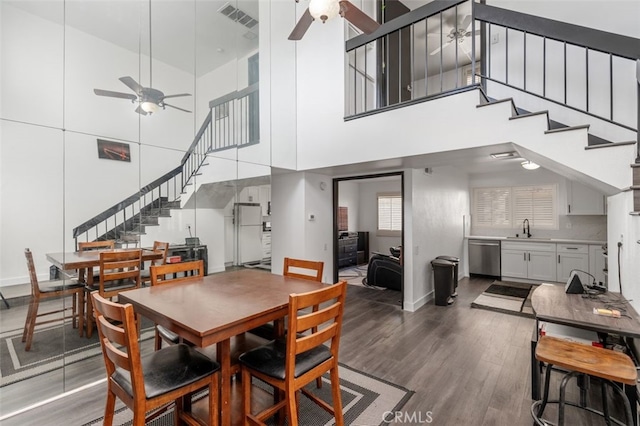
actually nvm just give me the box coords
[0,276,630,425]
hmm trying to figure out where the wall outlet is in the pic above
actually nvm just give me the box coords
[620,234,624,244]
[324,243,327,251]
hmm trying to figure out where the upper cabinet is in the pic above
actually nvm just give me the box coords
[566,181,606,215]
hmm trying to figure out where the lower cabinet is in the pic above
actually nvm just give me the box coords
[501,242,557,282]
[556,244,589,284]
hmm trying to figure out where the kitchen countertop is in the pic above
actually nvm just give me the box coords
[466,236,606,245]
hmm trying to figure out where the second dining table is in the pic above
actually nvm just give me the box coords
[118,268,327,425]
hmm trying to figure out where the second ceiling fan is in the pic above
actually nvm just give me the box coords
[289,0,380,40]
[93,0,191,115]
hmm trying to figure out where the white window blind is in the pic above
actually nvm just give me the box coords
[472,187,511,227]
[377,194,402,235]
[472,184,558,229]
[513,185,557,228]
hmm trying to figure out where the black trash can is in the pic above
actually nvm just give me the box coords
[50,265,60,280]
[431,259,455,306]
[436,255,459,297]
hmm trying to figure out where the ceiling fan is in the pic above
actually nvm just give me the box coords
[94,77,192,115]
[93,0,191,115]
[288,0,380,41]
[428,15,479,57]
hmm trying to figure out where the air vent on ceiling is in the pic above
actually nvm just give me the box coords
[218,3,258,30]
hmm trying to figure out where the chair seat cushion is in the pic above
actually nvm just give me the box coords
[156,325,180,344]
[39,279,84,293]
[112,343,220,399]
[239,339,332,380]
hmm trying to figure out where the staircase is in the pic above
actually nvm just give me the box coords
[73,84,259,248]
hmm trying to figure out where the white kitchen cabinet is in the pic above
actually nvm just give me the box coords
[566,180,605,215]
[589,245,606,286]
[557,244,590,284]
[501,241,557,282]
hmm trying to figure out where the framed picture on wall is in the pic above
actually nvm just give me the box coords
[97,139,131,162]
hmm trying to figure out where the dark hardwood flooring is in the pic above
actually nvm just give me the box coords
[0,277,630,425]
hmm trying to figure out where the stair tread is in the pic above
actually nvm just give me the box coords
[476,98,514,108]
[584,140,637,150]
[509,111,549,120]
[544,124,590,134]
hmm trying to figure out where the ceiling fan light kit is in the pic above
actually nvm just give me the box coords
[309,0,340,23]
[93,0,191,116]
[288,0,379,40]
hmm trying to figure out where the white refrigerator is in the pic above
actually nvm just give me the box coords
[235,203,263,265]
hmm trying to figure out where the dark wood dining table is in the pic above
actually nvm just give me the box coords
[46,249,162,285]
[118,269,327,425]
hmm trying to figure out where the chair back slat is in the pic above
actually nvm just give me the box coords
[296,302,341,332]
[92,292,143,393]
[295,324,338,355]
[283,258,324,282]
[24,249,41,296]
[286,281,346,376]
[150,260,204,286]
[79,240,115,252]
[99,250,142,294]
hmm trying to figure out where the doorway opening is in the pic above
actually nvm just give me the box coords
[333,172,404,308]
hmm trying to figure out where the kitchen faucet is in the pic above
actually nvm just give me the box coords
[523,219,531,238]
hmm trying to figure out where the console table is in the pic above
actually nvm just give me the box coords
[531,283,640,424]
[167,244,208,275]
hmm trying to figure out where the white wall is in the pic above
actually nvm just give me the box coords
[607,192,640,311]
[271,171,333,283]
[357,180,402,255]
[405,167,470,311]
[338,181,360,232]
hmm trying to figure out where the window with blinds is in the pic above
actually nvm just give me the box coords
[472,184,558,229]
[377,193,402,236]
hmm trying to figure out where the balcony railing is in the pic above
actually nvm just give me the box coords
[344,0,639,159]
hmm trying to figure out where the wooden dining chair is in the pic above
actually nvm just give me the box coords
[140,241,169,286]
[249,257,324,339]
[249,257,325,390]
[149,260,204,350]
[22,248,86,351]
[91,292,220,426]
[239,281,347,426]
[77,240,115,284]
[85,249,142,338]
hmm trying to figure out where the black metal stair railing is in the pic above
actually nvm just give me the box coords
[344,0,639,158]
[73,83,259,248]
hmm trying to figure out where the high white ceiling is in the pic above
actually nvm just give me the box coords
[7,0,259,77]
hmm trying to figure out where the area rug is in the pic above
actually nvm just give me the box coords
[470,281,537,318]
[339,265,370,287]
[0,322,154,387]
[83,363,414,426]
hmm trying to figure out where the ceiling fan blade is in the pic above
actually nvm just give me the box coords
[163,103,192,113]
[94,89,138,100]
[429,40,453,56]
[460,15,472,31]
[134,105,148,116]
[119,76,144,95]
[339,1,379,35]
[162,93,192,100]
[288,8,314,40]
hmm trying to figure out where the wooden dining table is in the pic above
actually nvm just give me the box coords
[46,249,162,285]
[118,269,327,425]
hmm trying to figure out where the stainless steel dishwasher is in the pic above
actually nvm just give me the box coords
[468,239,501,278]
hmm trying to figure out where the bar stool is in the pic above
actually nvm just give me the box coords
[532,335,637,426]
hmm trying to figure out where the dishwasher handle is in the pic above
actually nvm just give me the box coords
[469,241,501,247]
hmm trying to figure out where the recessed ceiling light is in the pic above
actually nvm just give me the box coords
[490,151,518,159]
[521,160,540,170]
